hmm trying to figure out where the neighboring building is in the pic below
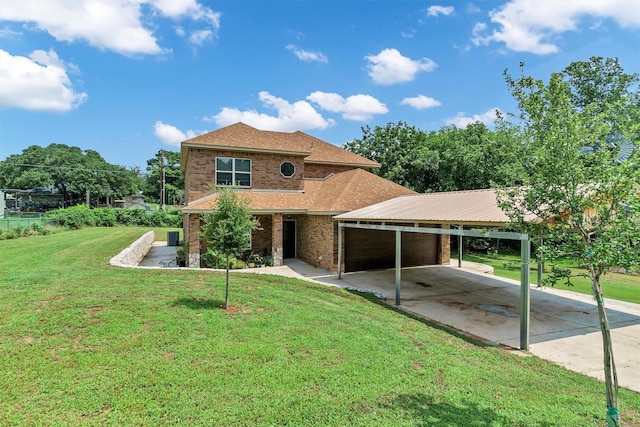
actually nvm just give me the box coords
[1,187,64,212]
[0,190,4,218]
[181,122,450,272]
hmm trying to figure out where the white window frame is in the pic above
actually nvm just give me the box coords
[215,157,252,188]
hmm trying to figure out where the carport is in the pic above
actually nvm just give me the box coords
[334,189,537,351]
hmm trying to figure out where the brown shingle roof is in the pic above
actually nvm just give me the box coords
[307,169,416,212]
[181,122,379,168]
[182,168,414,214]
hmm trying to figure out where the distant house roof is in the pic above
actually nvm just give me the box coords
[181,122,379,169]
[335,188,537,226]
[182,168,414,215]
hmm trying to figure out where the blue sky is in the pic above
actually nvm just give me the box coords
[1,0,639,170]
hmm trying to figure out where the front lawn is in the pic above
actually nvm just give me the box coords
[455,250,640,305]
[2,228,639,426]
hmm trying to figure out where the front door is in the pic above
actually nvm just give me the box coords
[283,220,296,259]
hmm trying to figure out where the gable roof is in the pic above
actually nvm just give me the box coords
[181,122,379,169]
[335,188,538,226]
[182,168,415,215]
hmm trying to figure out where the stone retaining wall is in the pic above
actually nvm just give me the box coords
[109,231,155,267]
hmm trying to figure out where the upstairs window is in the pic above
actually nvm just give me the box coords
[216,157,251,187]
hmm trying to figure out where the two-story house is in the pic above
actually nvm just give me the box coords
[181,122,449,272]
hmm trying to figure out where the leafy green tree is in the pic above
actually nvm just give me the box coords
[498,60,640,427]
[200,189,260,309]
[144,150,184,205]
[345,121,525,193]
[345,122,428,190]
[0,144,142,207]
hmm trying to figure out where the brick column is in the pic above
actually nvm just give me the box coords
[440,224,451,265]
[271,213,283,267]
[187,214,201,268]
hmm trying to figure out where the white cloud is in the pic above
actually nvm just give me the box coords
[427,5,455,17]
[445,108,501,128]
[0,49,87,112]
[307,91,388,121]
[401,95,442,110]
[467,3,482,14]
[0,0,221,56]
[154,121,197,146]
[209,91,335,132]
[472,0,640,54]
[365,48,437,85]
[189,29,214,45]
[149,0,220,27]
[286,44,328,63]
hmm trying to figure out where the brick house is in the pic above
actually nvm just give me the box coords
[181,122,450,272]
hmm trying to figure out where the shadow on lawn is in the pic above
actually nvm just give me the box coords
[384,393,552,427]
[172,297,225,310]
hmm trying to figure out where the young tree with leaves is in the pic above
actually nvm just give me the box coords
[200,189,260,309]
[498,58,640,427]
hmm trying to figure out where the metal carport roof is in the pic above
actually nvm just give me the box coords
[334,188,536,351]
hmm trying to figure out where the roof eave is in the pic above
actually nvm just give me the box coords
[304,159,380,169]
[333,217,512,227]
[182,142,311,157]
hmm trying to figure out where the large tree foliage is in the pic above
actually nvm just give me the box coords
[0,144,142,207]
[498,58,640,427]
[345,121,524,193]
[144,149,184,205]
[200,189,260,309]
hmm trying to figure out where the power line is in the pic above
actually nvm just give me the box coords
[0,163,140,174]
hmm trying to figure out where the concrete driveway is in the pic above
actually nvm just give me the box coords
[281,260,640,393]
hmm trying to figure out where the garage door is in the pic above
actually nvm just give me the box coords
[344,228,438,272]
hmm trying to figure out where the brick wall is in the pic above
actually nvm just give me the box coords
[184,148,306,202]
[251,215,272,256]
[440,224,451,264]
[185,213,202,267]
[296,214,336,271]
[272,213,283,266]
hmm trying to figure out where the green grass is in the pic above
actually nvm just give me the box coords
[2,228,640,426]
[0,216,52,230]
[455,250,640,304]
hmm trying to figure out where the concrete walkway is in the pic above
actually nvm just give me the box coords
[137,244,640,392]
[137,241,180,268]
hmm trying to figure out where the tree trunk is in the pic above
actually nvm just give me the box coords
[224,254,230,310]
[593,277,620,427]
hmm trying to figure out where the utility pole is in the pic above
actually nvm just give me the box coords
[159,149,165,211]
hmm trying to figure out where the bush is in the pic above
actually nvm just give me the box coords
[114,208,150,226]
[46,205,96,229]
[31,223,51,235]
[43,205,183,229]
[93,208,116,227]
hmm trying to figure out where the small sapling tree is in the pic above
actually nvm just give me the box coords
[200,188,260,309]
[498,58,640,427]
